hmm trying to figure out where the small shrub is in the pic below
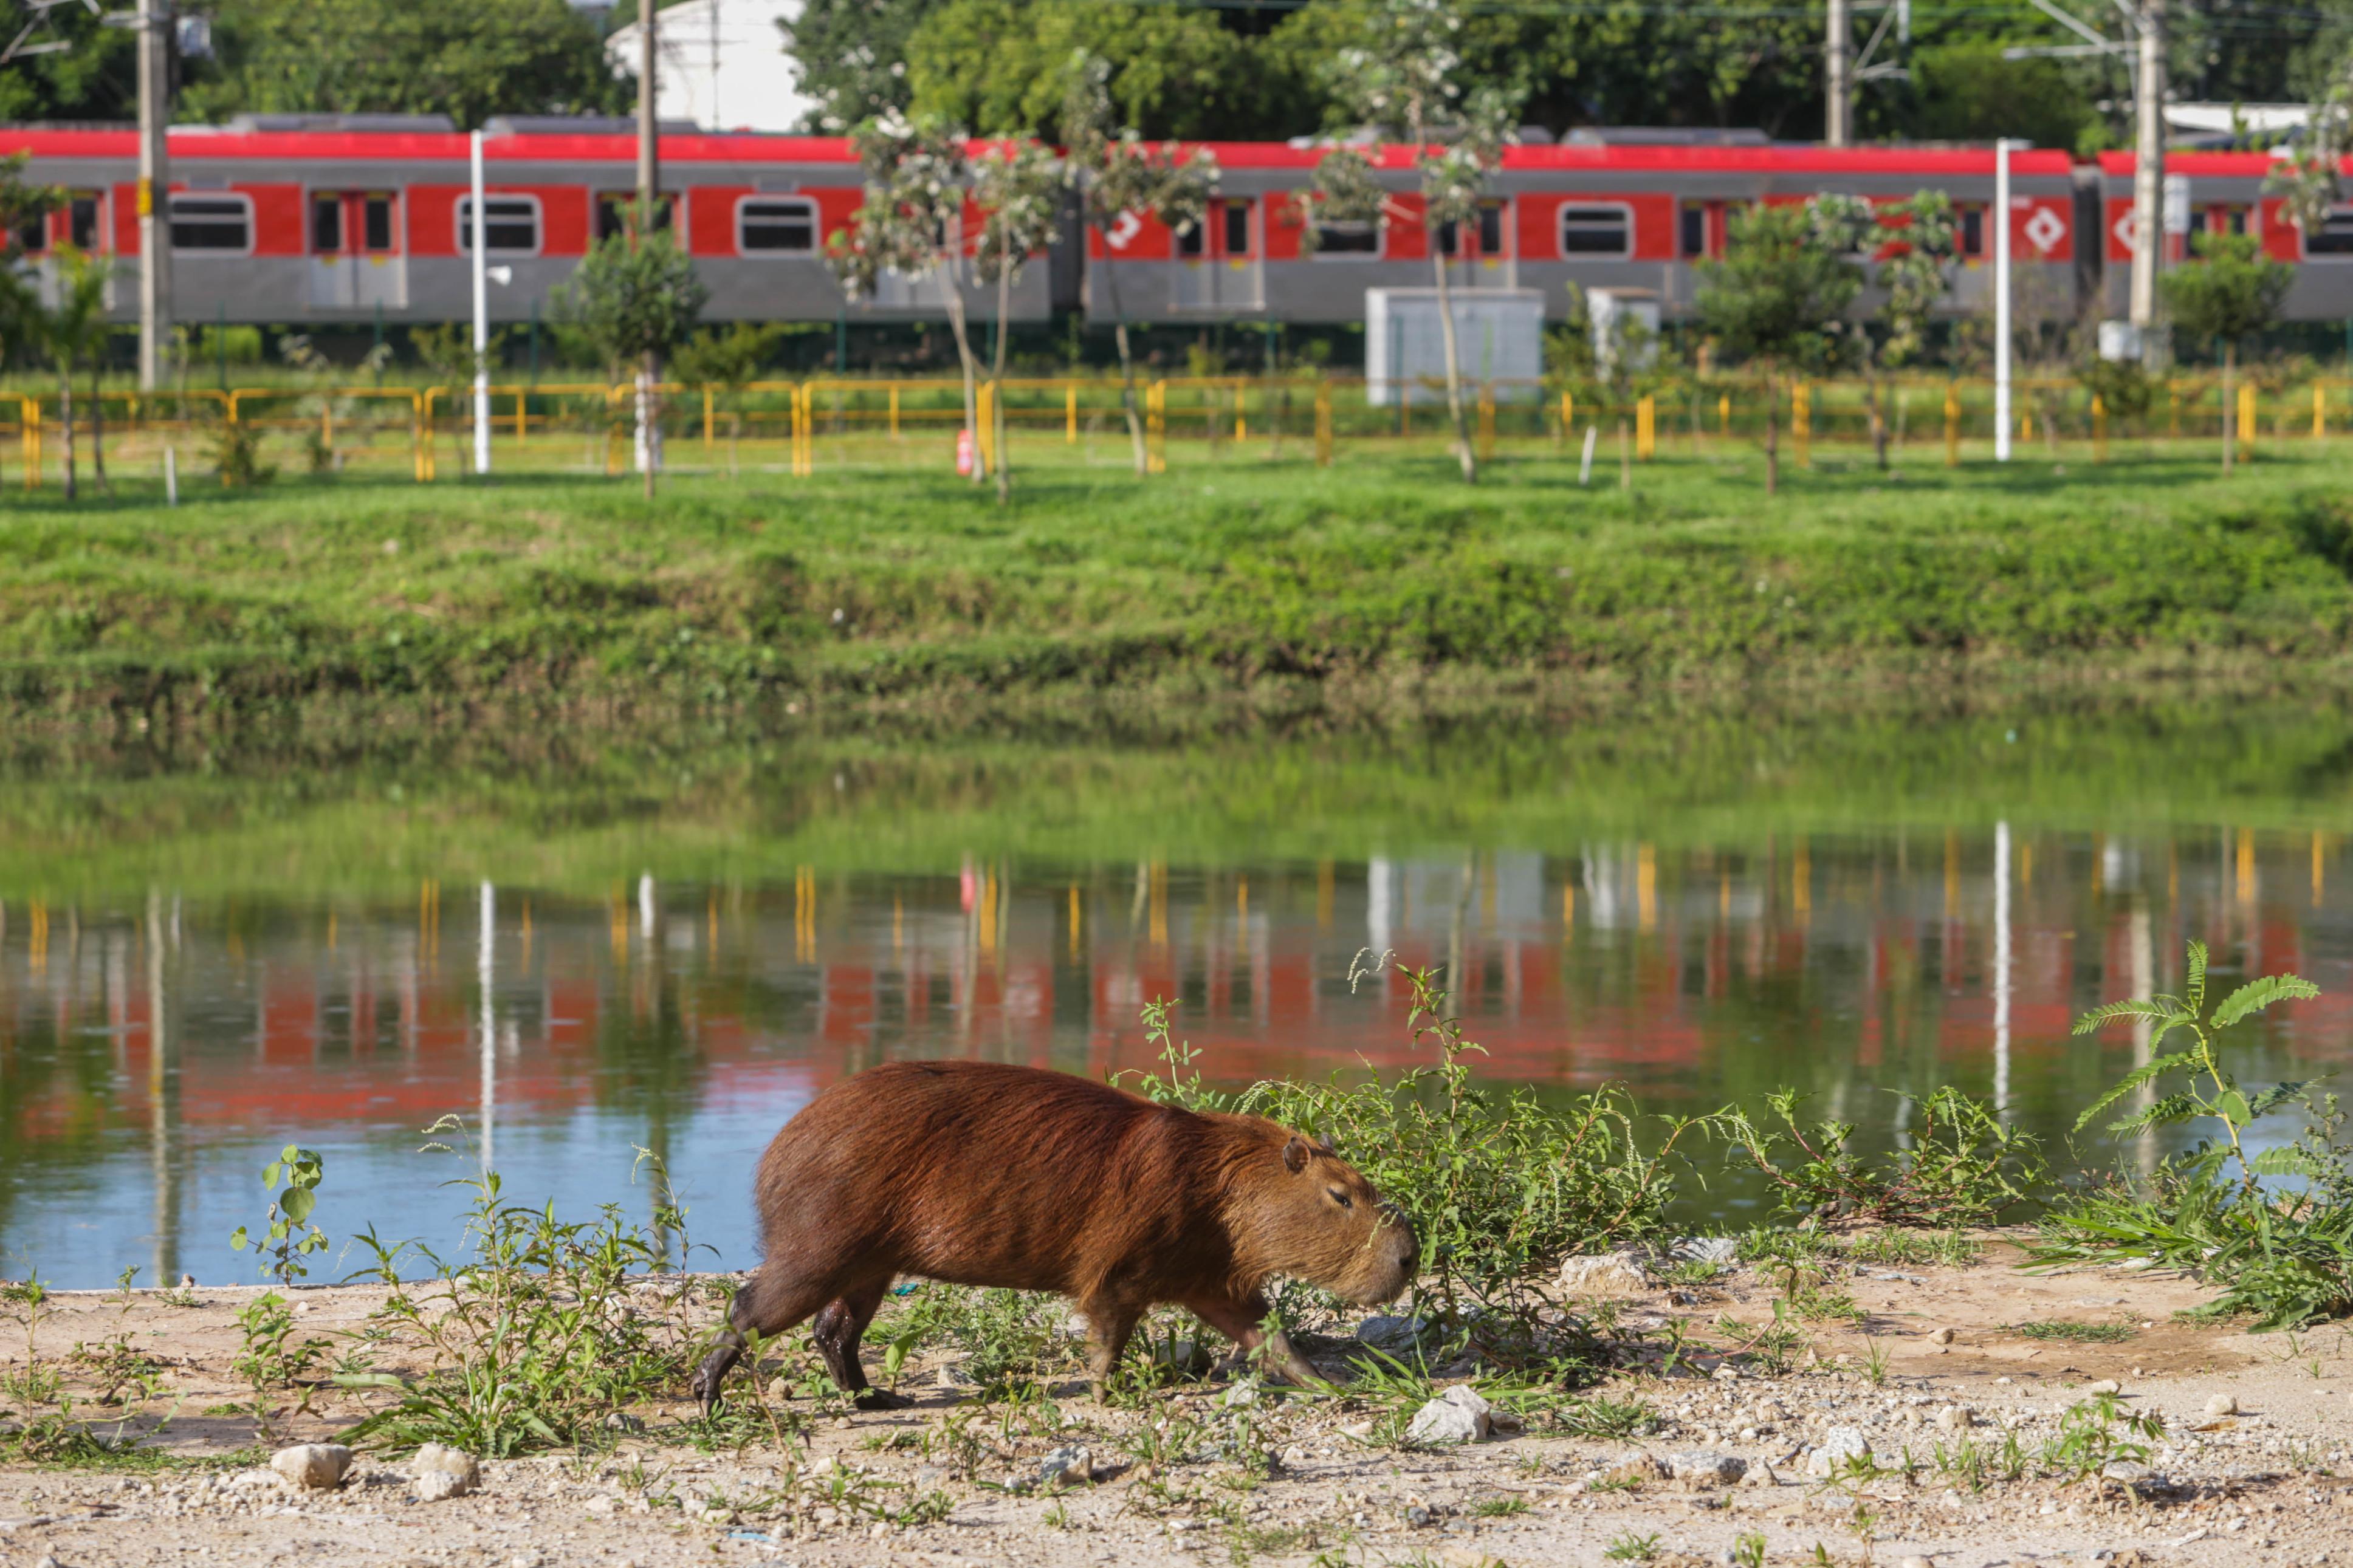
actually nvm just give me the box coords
[1722,1084,2047,1226]
[209,421,278,488]
[230,1144,329,1285]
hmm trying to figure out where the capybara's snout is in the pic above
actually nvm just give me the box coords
[1345,1201,1419,1306]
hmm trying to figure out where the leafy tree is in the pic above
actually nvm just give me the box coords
[673,322,787,478]
[40,247,115,501]
[972,140,1062,502]
[180,0,625,131]
[1060,52,1214,476]
[0,153,58,371]
[0,0,135,122]
[830,116,986,486]
[2160,231,2293,475]
[1694,200,1865,496]
[1311,0,1522,485]
[551,208,709,498]
[1907,41,2099,154]
[909,0,1295,140]
[783,0,948,131]
[1810,190,1958,470]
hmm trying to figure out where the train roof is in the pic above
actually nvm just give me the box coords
[0,123,2081,176]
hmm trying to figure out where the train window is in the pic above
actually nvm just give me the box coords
[1680,203,1706,259]
[1176,217,1204,258]
[362,195,393,252]
[2306,207,2353,255]
[311,194,342,253]
[1478,200,1503,254]
[170,195,252,253]
[595,192,676,243]
[456,196,541,255]
[739,197,817,255]
[1959,204,1984,258]
[67,194,99,251]
[1559,204,1631,256]
[1312,220,1379,256]
[13,210,46,254]
[1225,199,1252,256]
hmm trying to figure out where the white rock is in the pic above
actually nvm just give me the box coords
[2205,1394,2239,1417]
[1668,1451,1747,1487]
[1674,1237,1740,1270]
[1935,1405,1977,1433]
[1039,1446,1094,1487]
[2086,1380,2122,1397]
[270,1443,352,1490]
[1558,1250,1651,1295]
[410,1443,480,1500]
[1406,1386,1494,1446]
[1223,1380,1260,1408]
[414,1471,467,1504]
[1929,1327,1956,1346]
[1898,1557,1934,1568]
[1806,1426,1871,1477]
[1738,1460,1781,1489]
[2101,1460,2153,1484]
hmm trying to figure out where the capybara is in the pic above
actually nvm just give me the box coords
[691,1060,1418,1411]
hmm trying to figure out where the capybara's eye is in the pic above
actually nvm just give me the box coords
[1327,1187,1353,1208]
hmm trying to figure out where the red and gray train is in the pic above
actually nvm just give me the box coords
[5,114,2351,335]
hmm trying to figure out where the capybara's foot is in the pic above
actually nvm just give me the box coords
[690,1347,740,1416]
[853,1388,914,1411]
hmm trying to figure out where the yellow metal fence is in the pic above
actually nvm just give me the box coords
[5,374,2350,488]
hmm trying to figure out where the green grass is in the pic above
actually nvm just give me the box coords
[2012,1321,2137,1344]
[8,443,2353,722]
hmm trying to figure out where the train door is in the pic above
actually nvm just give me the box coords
[16,190,111,309]
[1173,197,1261,313]
[309,190,405,310]
[1439,197,1513,286]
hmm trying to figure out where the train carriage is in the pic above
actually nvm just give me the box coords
[6,114,2353,343]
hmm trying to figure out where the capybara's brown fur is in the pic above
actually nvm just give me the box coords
[692,1060,1417,1410]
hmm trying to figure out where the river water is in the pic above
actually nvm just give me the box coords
[5,699,2351,1287]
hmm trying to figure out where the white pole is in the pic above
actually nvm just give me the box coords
[478,880,496,1173]
[1994,139,2015,463]
[471,131,491,476]
[1993,819,2011,1118]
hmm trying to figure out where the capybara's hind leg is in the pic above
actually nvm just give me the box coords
[692,1265,840,1416]
[1187,1291,1327,1389]
[812,1276,910,1410]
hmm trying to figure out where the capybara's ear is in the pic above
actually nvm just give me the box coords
[1282,1135,1311,1174]
[1316,1135,1336,1155]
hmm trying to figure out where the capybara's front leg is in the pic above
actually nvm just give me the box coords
[812,1278,911,1411]
[1078,1297,1142,1400]
[1189,1292,1328,1389]
[693,1265,842,1417]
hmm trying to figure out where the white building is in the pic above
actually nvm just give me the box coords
[602,0,818,134]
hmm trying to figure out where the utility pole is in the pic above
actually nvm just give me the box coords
[1994,138,2016,461]
[2129,0,2166,360]
[470,129,490,476]
[634,0,659,491]
[1826,0,1852,146]
[135,0,170,391]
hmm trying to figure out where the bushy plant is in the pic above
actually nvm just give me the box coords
[1720,1085,2047,1226]
[1141,953,1701,1326]
[2034,940,2348,1328]
[337,1126,707,1455]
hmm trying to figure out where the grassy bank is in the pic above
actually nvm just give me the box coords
[8,445,2353,720]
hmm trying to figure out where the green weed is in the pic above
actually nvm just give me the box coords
[2013,1321,2135,1344]
[229,1144,329,1285]
[1721,1085,2047,1227]
[1604,1530,1661,1561]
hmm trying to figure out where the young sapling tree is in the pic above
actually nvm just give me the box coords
[551,203,709,497]
[2160,232,2293,474]
[1694,200,1866,495]
[832,116,987,485]
[972,139,1064,502]
[1060,52,1214,476]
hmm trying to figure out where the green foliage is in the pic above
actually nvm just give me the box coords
[2013,1320,2134,1343]
[178,0,626,131]
[2163,233,2295,350]
[337,1128,705,1456]
[1720,1085,2047,1226]
[881,1286,1080,1395]
[207,421,280,489]
[672,324,788,394]
[1695,201,1866,376]
[231,1290,333,1429]
[0,2,135,122]
[1909,41,2098,154]
[230,1143,329,1284]
[1604,1530,1661,1561]
[550,220,708,375]
[2077,356,2157,426]
[2039,1394,2164,1486]
[2038,940,2348,1328]
[1155,958,1700,1320]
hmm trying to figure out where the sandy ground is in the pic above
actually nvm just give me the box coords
[6,1241,2353,1568]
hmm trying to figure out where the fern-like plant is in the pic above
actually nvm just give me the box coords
[2038,940,2353,1329]
[2070,940,2319,1180]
